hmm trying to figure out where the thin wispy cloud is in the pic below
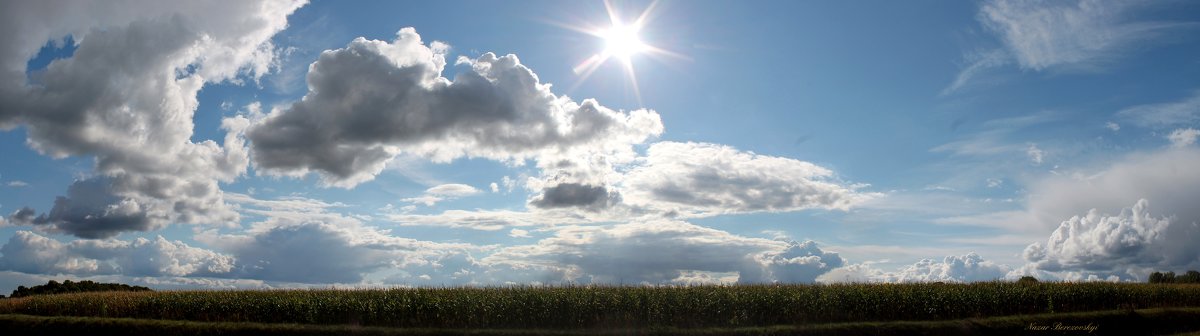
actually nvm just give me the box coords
[1118,91,1200,128]
[944,0,1190,94]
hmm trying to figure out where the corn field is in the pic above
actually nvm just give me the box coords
[1,282,1199,329]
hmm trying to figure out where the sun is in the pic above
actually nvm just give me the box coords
[601,23,647,61]
[556,0,686,106]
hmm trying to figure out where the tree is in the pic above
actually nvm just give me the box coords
[8,280,151,298]
[1018,276,1039,284]
[1181,271,1200,284]
[1150,272,1164,284]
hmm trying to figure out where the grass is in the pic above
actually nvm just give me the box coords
[1,282,1199,333]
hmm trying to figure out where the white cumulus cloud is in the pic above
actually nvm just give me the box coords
[621,141,874,218]
[1020,199,1199,280]
[487,220,845,284]
[0,0,305,238]
[0,230,234,277]
[819,253,1011,283]
[402,183,480,206]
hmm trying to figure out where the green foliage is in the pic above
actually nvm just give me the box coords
[1150,270,1200,284]
[1017,276,1038,284]
[7,280,151,298]
[2,282,1200,329]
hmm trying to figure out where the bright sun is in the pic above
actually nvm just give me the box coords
[602,23,647,61]
[563,0,686,105]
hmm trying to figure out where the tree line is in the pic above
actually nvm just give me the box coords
[6,280,151,298]
[1149,271,1200,284]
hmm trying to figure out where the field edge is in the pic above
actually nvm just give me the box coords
[2,308,1200,335]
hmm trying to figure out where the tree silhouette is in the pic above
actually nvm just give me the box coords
[1148,270,1200,284]
[8,280,151,298]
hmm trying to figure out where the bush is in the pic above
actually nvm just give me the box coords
[1017,276,1039,284]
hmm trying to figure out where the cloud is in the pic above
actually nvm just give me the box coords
[528,183,619,212]
[1026,148,1200,233]
[220,222,396,283]
[888,253,1011,282]
[979,0,1179,71]
[0,230,234,277]
[1026,143,1045,164]
[1106,122,1121,131]
[382,208,592,231]
[818,252,1010,283]
[621,142,873,217]
[487,220,844,284]
[426,184,480,197]
[206,193,494,284]
[930,111,1060,158]
[6,190,857,287]
[246,28,663,188]
[946,148,1200,280]
[508,229,531,238]
[392,144,877,231]
[0,0,305,237]
[402,183,480,206]
[212,218,553,286]
[947,0,1190,93]
[12,177,161,239]
[941,48,1009,95]
[939,147,1200,279]
[6,181,27,187]
[761,240,846,283]
[1118,91,1200,128]
[817,263,889,283]
[1167,128,1199,148]
[1020,199,1199,280]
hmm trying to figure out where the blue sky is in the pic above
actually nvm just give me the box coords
[1,0,1200,292]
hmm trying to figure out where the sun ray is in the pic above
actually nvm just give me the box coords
[569,53,611,93]
[622,56,644,106]
[632,0,660,28]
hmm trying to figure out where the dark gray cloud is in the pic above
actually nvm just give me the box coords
[246,28,663,188]
[19,177,160,239]
[7,207,37,224]
[528,183,618,211]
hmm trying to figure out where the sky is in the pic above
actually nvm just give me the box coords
[1,0,1199,293]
